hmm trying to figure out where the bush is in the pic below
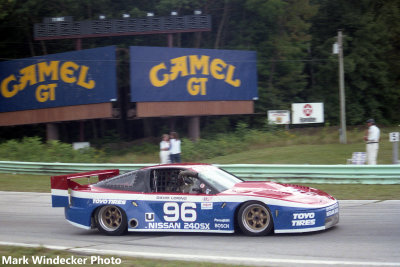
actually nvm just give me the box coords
[0,137,105,163]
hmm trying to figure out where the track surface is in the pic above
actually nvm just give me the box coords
[0,191,399,266]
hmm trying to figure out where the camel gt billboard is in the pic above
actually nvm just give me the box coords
[0,46,117,113]
[130,46,258,102]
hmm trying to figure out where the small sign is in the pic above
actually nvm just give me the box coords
[268,110,290,125]
[389,132,399,142]
[292,103,324,124]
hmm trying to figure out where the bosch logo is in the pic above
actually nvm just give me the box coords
[303,104,313,117]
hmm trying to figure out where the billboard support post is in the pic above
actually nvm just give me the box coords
[188,116,200,141]
[46,123,59,141]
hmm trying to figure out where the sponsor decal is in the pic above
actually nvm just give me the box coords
[92,199,126,205]
[291,212,316,227]
[146,222,210,230]
[145,213,155,222]
[201,202,213,210]
[326,203,339,217]
[203,196,213,201]
[214,218,230,223]
[214,223,230,229]
[148,222,181,229]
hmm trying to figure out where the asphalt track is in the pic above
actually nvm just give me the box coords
[0,191,399,267]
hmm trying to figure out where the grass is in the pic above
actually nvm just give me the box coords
[91,127,397,164]
[0,126,399,199]
[0,245,247,267]
[0,173,50,192]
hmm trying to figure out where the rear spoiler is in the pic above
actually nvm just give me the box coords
[50,169,119,207]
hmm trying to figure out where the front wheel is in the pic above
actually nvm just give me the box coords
[95,205,127,235]
[237,201,273,236]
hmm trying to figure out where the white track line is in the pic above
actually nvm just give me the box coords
[0,241,399,266]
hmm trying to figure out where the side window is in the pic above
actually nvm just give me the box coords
[150,169,216,194]
[180,176,201,194]
[151,169,181,193]
[96,170,150,192]
[178,170,214,194]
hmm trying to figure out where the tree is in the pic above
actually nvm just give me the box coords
[310,0,400,125]
[243,0,318,113]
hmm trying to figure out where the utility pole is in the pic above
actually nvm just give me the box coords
[338,30,347,144]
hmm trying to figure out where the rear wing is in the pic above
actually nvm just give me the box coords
[50,169,119,207]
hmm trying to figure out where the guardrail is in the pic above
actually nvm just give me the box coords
[0,161,399,184]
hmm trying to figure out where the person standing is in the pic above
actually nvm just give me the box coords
[159,134,170,164]
[363,119,380,165]
[169,131,181,163]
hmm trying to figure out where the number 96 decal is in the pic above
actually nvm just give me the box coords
[163,202,197,222]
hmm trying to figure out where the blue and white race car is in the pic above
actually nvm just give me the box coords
[51,163,339,236]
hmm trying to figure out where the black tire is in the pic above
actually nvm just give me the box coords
[95,205,127,235]
[237,201,273,236]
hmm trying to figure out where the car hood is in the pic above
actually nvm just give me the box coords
[220,181,336,205]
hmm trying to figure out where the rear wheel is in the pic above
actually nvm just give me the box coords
[95,205,127,235]
[237,201,273,236]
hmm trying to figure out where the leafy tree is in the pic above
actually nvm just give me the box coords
[243,0,318,113]
[310,0,400,125]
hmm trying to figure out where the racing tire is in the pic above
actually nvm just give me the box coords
[237,201,273,236]
[95,205,127,235]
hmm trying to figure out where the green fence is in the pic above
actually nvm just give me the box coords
[0,161,399,184]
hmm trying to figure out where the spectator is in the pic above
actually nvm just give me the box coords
[169,131,181,163]
[159,134,170,164]
[363,119,380,165]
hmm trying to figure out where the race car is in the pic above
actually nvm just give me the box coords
[51,163,339,236]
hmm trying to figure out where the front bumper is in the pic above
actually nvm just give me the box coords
[273,202,339,234]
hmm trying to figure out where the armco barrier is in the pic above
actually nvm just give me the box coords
[0,161,399,184]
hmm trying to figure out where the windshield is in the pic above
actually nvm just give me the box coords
[195,166,242,192]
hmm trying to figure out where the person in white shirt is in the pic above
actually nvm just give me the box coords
[159,134,170,164]
[169,131,181,163]
[363,119,380,165]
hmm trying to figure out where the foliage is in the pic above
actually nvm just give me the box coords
[0,0,399,143]
[310,0,400,125]
[181,121,288,161]
[0,137,105,162]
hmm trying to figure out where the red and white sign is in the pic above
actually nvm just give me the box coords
[268,110,290,125]
[303,104,313,116]
[292,103,324,124]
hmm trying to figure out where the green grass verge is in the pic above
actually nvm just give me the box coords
[1,173,399,200]
[201,141,394,164]
[0,245,248,267]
